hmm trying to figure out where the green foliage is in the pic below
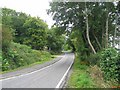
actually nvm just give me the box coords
[2,8,49,51]
[0,24,2,48]
[19,16,48,50]
[63,44,72,51]
[47,27,65,54]
[2,8,27,42]
[48,1,120,86]
[48,1,118,57]
[100,48,120,83]
[2,8,64,71]
[67,56,95,88]
[2,26,13,52]
[11,13,28,43]
[68,29,89,60]
[86,53,100,66]
[2,8,15,26]
[2,42,52,71]
[69,72,94,88]
[0,50,2,71]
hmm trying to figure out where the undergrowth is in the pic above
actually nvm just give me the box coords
[2,42,55,72]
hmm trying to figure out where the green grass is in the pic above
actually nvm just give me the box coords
[67,55,119,88]
[1,42,59,73]
[67,56,95,88]
[1,54,57,74]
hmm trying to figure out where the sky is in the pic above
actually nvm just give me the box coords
[0,0,54,28]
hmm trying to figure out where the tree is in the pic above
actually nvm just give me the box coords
[23,17,48,50]
[47,27,65,53]
[48,1,117,58]
[2,8,50,50]
[113,1,120,48]
[2,8,16,26]
[85,2,96,54]
[11,12,28,43]
[2,25,13,52]
[2,8,28,43]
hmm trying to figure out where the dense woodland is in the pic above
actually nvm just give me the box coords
[48,1,120,86]
[0,1,120,88]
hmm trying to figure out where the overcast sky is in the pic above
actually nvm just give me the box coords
[0,0,54,28]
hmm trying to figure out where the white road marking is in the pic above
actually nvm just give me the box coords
[0,55,66,81]
[56,54,74,88]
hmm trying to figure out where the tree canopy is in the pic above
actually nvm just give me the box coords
[48,1,120,59]
[2,7,65,52]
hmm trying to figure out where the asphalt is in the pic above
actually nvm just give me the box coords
[1,53,74,88]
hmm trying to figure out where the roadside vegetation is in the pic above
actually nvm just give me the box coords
[2,42,56,72]
[48,1,120,88]
[1,1,120,88]
[1,8,65,72]
[67,56,95,88]
[68,52,119,88]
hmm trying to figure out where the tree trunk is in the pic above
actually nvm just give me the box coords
[113,25,117,47]
[92,30,102,50]
[113,15,118,47]
[85,2,96,54]
[101,28,105,48]
[105,16,109,48]
[118,37,120,50]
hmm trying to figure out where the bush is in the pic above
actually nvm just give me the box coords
[0,51,2,71]
[2,25,14,71]
[86,53,100,66]
[117,54,120,83]
[2,42,52,71]
[100,48,120,83]
[2,26,13,52]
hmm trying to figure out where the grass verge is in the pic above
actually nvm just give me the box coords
[1,54,58,74]
[1,42,60,74]
[67,56,95,88]
[67,55,119,88]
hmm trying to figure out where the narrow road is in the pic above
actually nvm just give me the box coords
[1,53,74,88]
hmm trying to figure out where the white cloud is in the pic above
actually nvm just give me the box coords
[0,0,54,28]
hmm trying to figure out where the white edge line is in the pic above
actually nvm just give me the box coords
[56,54,75,88]
[0,55,66,82]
